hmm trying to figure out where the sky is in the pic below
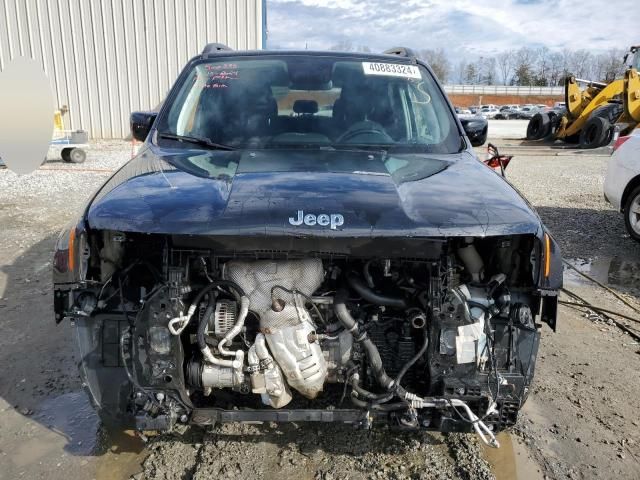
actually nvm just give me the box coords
[266,0,637,58]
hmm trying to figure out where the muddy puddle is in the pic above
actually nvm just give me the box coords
[5,391,147,479]
[94,429,146,480]
[482,432,544,480]
[564,256,640,295]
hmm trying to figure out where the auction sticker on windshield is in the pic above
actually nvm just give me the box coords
[362,62,421,79]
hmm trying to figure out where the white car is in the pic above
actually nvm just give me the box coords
[604,130,640,240]
[480,107,500,119]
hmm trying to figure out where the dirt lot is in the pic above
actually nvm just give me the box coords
[0,136,639,479]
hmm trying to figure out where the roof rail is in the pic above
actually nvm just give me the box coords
[383,47,417,60]
[202,43,233,57]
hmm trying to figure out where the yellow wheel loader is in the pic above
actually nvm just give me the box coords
[526,46,640,148]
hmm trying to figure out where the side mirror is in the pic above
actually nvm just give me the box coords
[130,111,157,142]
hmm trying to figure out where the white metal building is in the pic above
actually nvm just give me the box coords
[0,0,266,138]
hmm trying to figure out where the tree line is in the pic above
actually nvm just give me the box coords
[443,47,627,86]
[329,41,628,86]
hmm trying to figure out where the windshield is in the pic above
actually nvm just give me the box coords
[157,55,461,154]
[634,52,640,71]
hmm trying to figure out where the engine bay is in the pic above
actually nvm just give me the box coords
[59,231,547,447]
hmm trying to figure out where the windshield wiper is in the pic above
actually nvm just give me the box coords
[158,132,235,151]
[331,143,396,151]
[330,143,395,157]
[333,143,440,154]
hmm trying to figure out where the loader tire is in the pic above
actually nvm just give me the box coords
[563,134,581,144]
[580,102,623,148]
[526,113,551,140]
[579,116,610,149]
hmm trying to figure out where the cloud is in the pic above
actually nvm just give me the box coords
[267,0,636,56]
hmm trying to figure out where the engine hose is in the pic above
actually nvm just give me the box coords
[169,280,246,335]
[185,280,247,368]
[334,288,394,390]
[197,300,215,352]
[346,272,407,309]
[393,329,428,391]
[349,373,395,404]
[192,280,246,309]
[363,260,375,288]
[349,394,408,411]
[217,296,250,356]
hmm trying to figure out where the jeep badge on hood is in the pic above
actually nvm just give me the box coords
[289,210,344,229]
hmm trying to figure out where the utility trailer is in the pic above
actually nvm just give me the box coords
[50,106,88,163]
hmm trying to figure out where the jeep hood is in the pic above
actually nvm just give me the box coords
[85,146,542,237]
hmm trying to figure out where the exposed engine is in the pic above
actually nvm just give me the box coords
[60,231,546,447]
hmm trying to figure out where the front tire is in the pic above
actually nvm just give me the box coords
[580,116,610,149]
[623,186,640,242]
[527,113,551,140]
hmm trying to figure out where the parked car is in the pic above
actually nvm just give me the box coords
[480,107,500,119]
[455,106,472,115]
[604,130,640,240]
[517,106,539,119]
[468,105,481,114]
[495,108,520,120]
[458,113,488,145]
[53,45,561,444]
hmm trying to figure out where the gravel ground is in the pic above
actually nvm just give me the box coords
[137,425,493,480]
[0,139,639,480]
[504,146,640,260]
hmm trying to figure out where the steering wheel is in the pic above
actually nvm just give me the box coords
[336,121,394,144]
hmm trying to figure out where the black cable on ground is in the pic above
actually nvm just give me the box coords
[560,287,640,343]
[560,301,640,343]
[562,259,640,316]
[559,297,640,324]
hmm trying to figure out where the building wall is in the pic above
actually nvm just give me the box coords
[0,0,264,138]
